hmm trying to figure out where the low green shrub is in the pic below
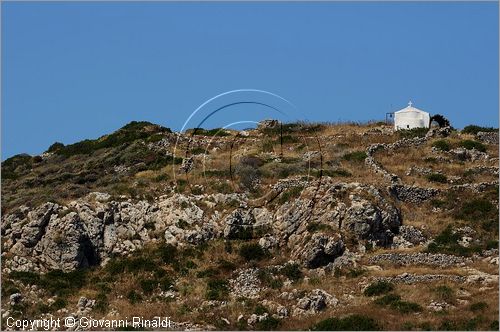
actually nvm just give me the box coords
[50,298,67,310]
[47,142,65,152]
[374,293,401,305]
[439,318,483,331]
[453,198,496,221]
[205,278,229,300]
[346,268,366,278]
[390,300,422,313]
[217,259,236,271]
[311,314,380,331]
[269,279,284,289]
[486,240,498,250]
[139,279,157,294]
[433,285,455,302]
[307,222,333,233]
[254,304,269,315]
[262,162,304,179]
[432,140,451,151]
[363,281,394,296]
[469,301,488,312]
[462,125,498,135]
[426,173,447,183]
[398,127,428,139]
[154,173,169,182]
[236,164,261,191]
[54,121,171,157]
[190,128,229,137]
[459,140,487,152]
[196,267,219,278]
[373,293,422,313]
[9,269,88,297]
[190,147,206,155]
[260,122,324,136]
[130,257,158,271]
[239,243,269,261]
[158,275,173,291]
[425,225,475,256]
[127,290,142,304]
[9,271,41,285]
[256,316,281,330]
[278,186,303,204]
[430,199,447,209]
[1,154,34,179]
[280,263,303,282]
[93,292,109,313]
[1,280,20,297]
[342,151,367,162]
[333,267,366,278]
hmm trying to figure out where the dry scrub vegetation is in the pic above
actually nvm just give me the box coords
[1,120,498,330]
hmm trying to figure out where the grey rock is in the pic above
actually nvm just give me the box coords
[180,157,194,173]
[9,293,22,306]
[426,126,451,138]
[398,225,426,244]
[230,268,261,298]
[295,233,344,269]
[223,209,255,239]
[35,212,99,271]
[449,148,489,162]
[259,234,278,250]
[295,289,337,313]
[476,131,498,144]
[257,119,279,130]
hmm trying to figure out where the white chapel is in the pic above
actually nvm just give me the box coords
[394,101,430,131]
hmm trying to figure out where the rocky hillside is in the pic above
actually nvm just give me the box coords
[1,120,499,330]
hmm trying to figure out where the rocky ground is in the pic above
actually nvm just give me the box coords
[1,120,498,330]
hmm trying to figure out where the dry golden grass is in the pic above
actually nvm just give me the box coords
[3,123,498,330]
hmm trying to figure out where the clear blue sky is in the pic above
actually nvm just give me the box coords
[2,2,498,159]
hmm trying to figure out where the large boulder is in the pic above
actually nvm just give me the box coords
[1,193,210,272]
[223,209,256,239]
[476,131,498,145]
[294,233,344,268]
[19,203,59,248]
[34,212,99,271]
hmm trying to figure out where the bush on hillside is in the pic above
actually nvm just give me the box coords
[205,278,229,300]
[239,243,269,261]
[398,127,428,139]
[426,173,448,183]
[363,281,394,296]
[342,151,367,162]
[311,314,380,331]
[47,142,65,152]
[432,140,451,151]
[190,127,230,137]
[462,125,498,135]
[453,198,496,221]
[459,140,487,152]
[53,121,171,157]
[280,263,303,282]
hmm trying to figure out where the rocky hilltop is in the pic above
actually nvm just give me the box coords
[1,121,498,330]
